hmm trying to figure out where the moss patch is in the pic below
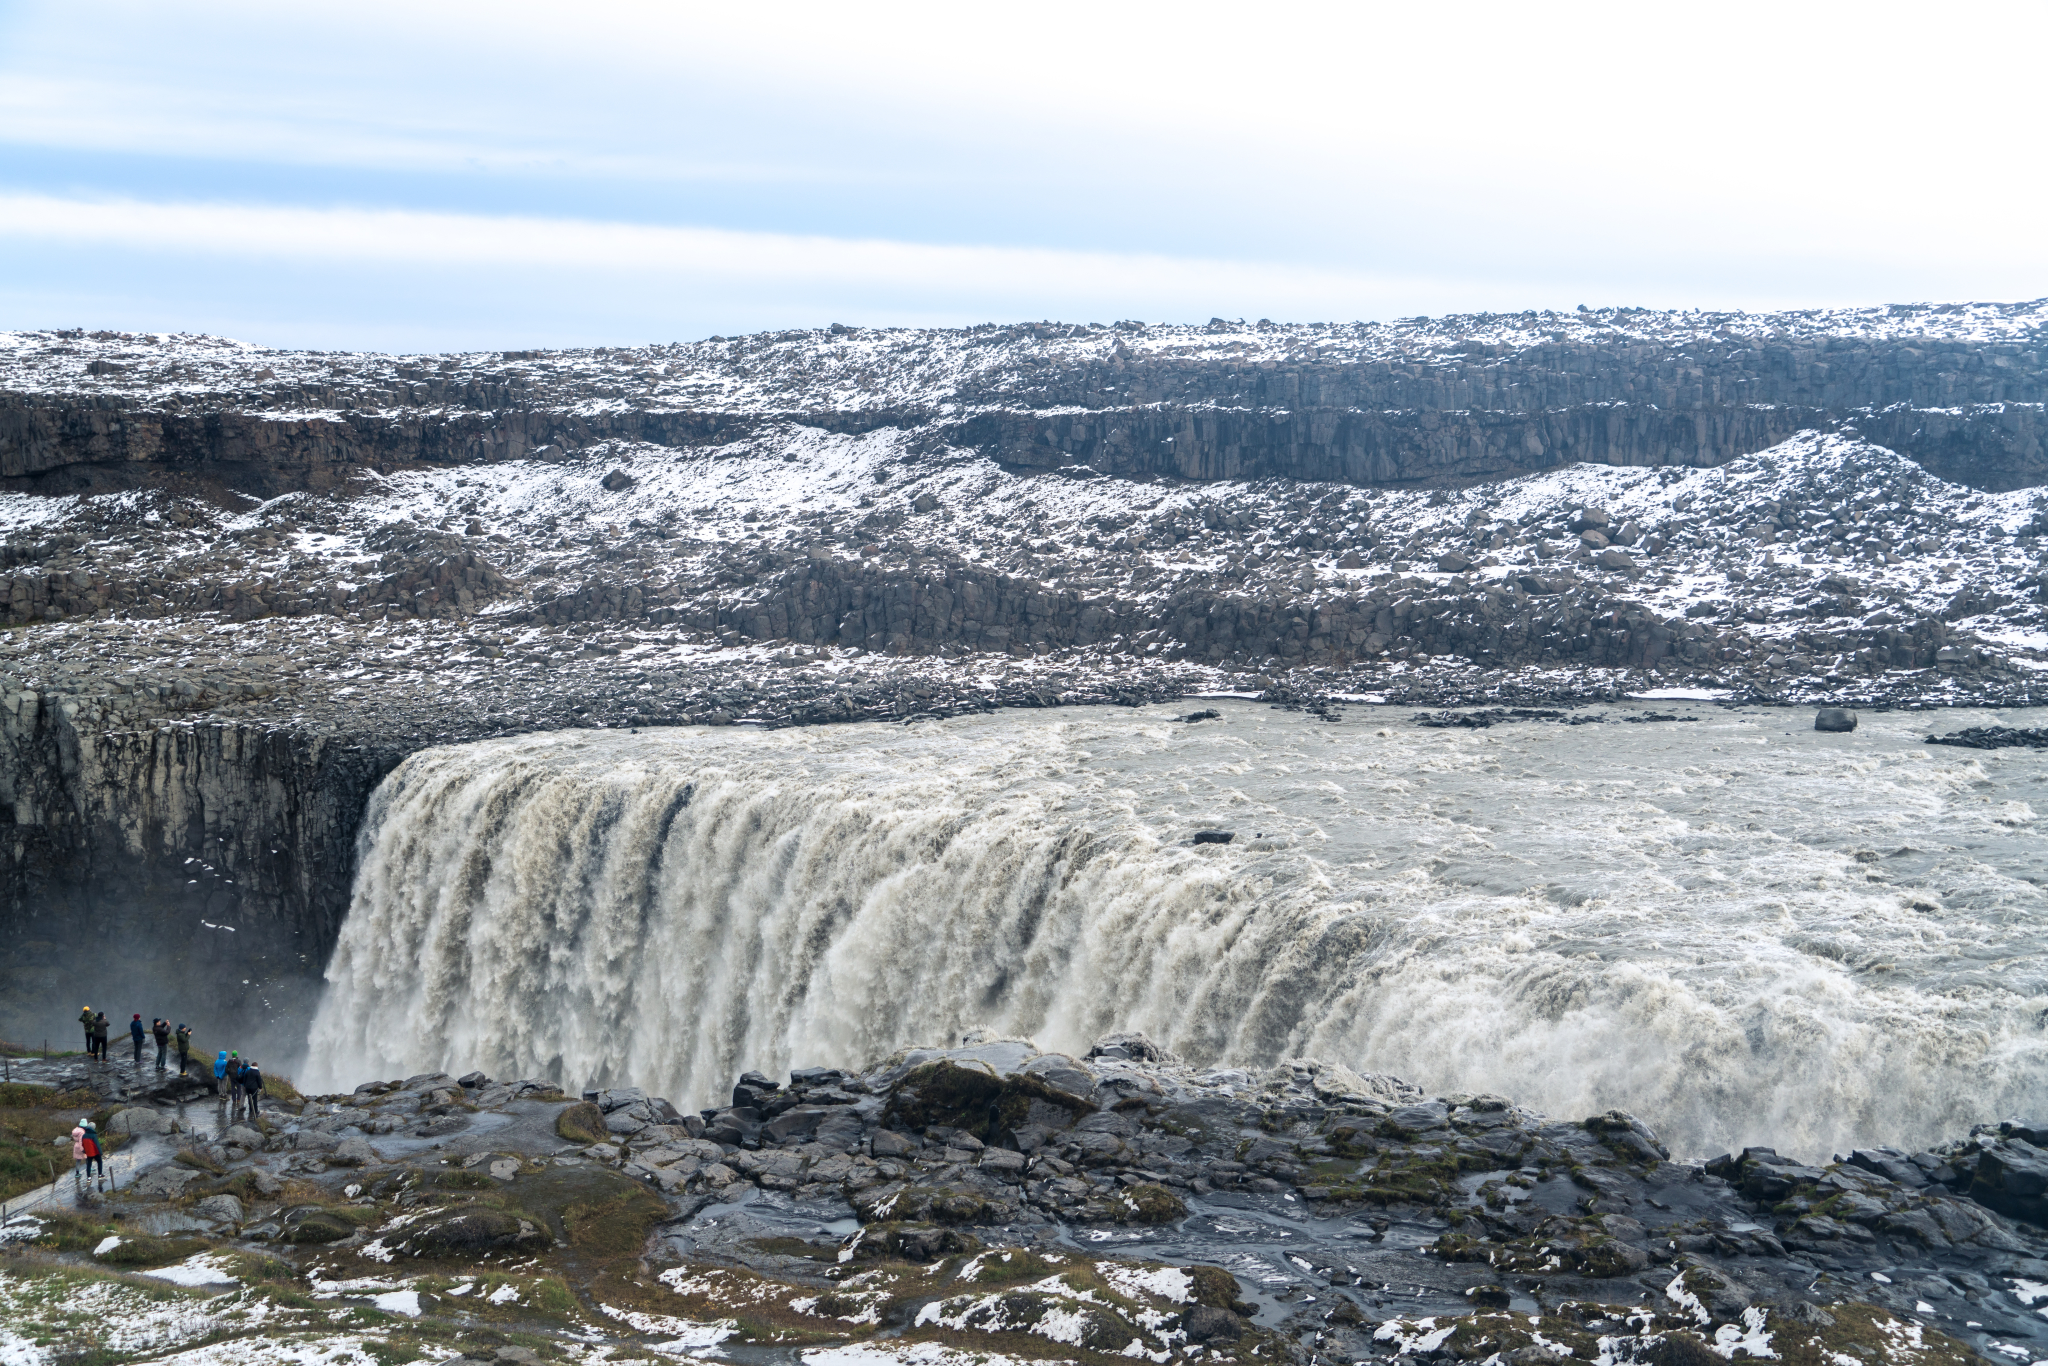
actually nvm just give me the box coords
[563,1181,669,1262]
[281,1203,381,1244]
[881,1061,1090,1145]
[555,1102,607,1145]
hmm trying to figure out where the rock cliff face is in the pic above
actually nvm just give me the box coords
[0,304,2044,1058]
[967,398,2048,491]
[4,302,2045,495]
[0,692,403,1052]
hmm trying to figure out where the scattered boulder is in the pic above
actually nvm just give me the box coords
[1183,1305,1244,1344]
[1086,1032,1177,1064]
[557,1101,608,1144]
[108,1106,174,1136]
[129,1166,202,1198]
[387,1208,551,1257]
[1814,707,1858,732]
[871,1129,919,1158]
[281,1207,360,1244]
[191,1194,244,1225]
[330,1137,377,1167]
[1967,1137,2048,1226]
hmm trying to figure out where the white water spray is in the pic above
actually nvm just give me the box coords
[305,703,2048,1158]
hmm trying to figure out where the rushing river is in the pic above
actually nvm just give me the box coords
[303,700,2048,1159]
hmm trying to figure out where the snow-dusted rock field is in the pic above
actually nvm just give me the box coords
[1,303,2046,738]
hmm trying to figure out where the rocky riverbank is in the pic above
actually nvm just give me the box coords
[2,1036,2044,1366]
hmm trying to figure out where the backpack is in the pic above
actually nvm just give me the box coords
[81,1132,100,1158]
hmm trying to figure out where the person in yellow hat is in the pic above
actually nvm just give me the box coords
[79,1005,93,1054]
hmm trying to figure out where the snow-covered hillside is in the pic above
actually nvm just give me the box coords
[0,306,2044,755]
[1,420,2043,760]
[3,300,2043,418]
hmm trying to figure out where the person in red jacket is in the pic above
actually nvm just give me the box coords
[73,1119,104,1186]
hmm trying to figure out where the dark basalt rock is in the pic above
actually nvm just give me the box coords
[1927,725,2048,749]
[10,1036,2048,1362]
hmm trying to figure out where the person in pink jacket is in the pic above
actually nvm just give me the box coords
[72,1118,104,1185]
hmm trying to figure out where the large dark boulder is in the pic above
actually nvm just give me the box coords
[1968,1138,2048,1227]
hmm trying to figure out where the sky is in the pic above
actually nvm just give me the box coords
[1,0,2043,352]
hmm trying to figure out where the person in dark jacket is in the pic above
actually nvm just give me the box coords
[241,1060,265,1117]
[175,1024,193,1076]
[226,1052,245,1119]
[151,1018,170,1072]
[91,1012,110,1061]
[128,1014,145,1065]
[79,1005,94,1055]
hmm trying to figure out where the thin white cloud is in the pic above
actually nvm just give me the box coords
[0,192,1487,318]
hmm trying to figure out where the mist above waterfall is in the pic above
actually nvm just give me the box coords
[305,702,2048,1158]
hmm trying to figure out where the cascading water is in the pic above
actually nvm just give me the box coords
[304,701,2048,1158]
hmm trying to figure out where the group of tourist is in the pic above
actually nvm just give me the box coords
[65,1003,275,1192]
[76,1006,193,1073]
[75,1004,270,1115]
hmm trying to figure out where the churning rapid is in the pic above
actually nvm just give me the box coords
[303,701,2048,1159]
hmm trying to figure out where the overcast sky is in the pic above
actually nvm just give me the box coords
[1,1,2042,351]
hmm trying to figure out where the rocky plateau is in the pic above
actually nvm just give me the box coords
[4,1036,2046,1366]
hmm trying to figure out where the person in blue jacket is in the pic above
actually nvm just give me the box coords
[212,1050,229,1100]
[129,1014,145,1065]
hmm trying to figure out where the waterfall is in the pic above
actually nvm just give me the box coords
[304,706,2048,1158]
[302,725,1319,1107]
